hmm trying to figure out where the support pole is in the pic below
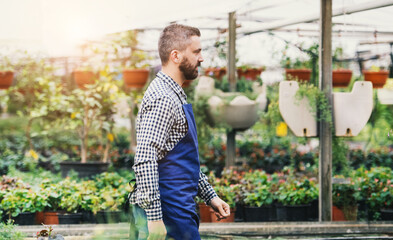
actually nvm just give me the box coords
[319,0,333,222]
[226,11,237,168]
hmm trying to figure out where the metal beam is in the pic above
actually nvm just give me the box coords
[319,0,333,222]
[240,0,393,35]
[226,11,237,168]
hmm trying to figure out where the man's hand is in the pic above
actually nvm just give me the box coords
[210,197,230,221]
[147,220,167,240]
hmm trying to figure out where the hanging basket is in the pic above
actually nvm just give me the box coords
[0,71,14,89]
[123,69,149,90]
[204,67,226,80]
[285,69,311,82]
[362,70,388,88]
[237,67,263,80]
[333,69,352,88]
[73,70,96,89]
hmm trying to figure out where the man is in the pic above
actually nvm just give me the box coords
[129,24,230,240]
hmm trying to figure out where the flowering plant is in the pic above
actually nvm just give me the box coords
[276,178,318,206]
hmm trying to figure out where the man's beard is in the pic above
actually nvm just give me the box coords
[179,57,200,80]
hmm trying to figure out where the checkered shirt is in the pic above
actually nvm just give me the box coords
[130,71,217,221]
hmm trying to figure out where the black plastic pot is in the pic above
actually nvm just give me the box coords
[380,208,393,221]
[59,161,109,179]
[234,203,245,222]
[276,204,287,221]
[286,204,310,221]
[244,205,274,222]
[58,213,82,224]
[12,212,36,225]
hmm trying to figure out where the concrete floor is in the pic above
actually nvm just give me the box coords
[17,221,393,240]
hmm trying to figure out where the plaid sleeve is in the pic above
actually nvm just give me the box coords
[133,95,176,221]
[197,171,218,205]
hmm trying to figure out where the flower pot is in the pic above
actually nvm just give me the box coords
[35,211,45,225]
[286,204,310,221]
[0,71,14,89]
[363,70,388,88]
[244,205,274,222]
[58,213,83,224]
[276,204,287,221]
[123,69,149,90]
[59,161,109,179]
[332,205,346,221]
[198,203,212,223]
[377,88,393,104]
[234,203,245,222]
[285,69,311,82]
[204,67,226,80]
[81,210,96,223]
[12,212,36,225]
[73,70,96,89]
[237,68,263,81]
[333,69,352,88]
[210,208,235,223]
[43,211,59,225]
[380,208,393,221]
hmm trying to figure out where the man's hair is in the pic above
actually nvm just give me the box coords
[158,24,201,66]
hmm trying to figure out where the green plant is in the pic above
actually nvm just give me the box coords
[65,69,125,163]
[244,185,274,207]
[276,178,318,206]
[0,188,40,218]
[0,220,26,240]
[295,82,332,123]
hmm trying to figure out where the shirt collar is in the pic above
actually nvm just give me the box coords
[157,71,187,102]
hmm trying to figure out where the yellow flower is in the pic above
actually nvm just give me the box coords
[71,112,77,119]
[276,122,288,137]
[107,133,114,142]
[28,149,39,160]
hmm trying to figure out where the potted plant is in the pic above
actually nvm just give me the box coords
[204,67,227,80]
[332,47,352,88]
[61,69,124,178]
[244,185,274,222]
[281,53,312,82]
[73,66,97,89]
[237,65,264,81]
[332,178,360,221]
[0,57,14,89]
[57,179,83,224]
[110,30,151,90]
[0,188,39,225]
[276,177,318,221]
[377,78,393,104]
[363,66,389,88]
[196,197,212,223]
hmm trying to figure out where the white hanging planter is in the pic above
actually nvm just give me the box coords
[377,89,393,105]
[195,76,266,131]
[333,81,373,136]
[278,81,317,137]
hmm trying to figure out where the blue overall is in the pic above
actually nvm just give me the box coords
[158,103,200,240]
[130,103,200,240]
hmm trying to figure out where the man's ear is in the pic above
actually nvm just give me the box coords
[170,50,181,64]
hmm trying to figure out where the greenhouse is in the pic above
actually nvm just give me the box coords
[1,0,393,239]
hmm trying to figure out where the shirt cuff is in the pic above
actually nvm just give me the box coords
[143,199,163,221]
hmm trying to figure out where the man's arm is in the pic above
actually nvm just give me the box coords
[133,96,176,221]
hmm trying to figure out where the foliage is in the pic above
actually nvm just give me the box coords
[0,220,26,240]
[244,185,274,207]
[332,179,361,209]
[295,81,332,123]
[276,177,318,206]
[332,137,350,175]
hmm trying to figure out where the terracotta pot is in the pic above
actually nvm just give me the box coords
[43,211,59,225]
[363,70,388,88]
[285,69,312,82]
[210,208,235,223]
[204,67,226,80]
[123,69,149,89]
[237,68,263,81]
[198,203,212,223]
[35,211,45,225]
[0,71,14,89]
[333,69,352,88]
[332,206,345,221]
[73,70,95,89]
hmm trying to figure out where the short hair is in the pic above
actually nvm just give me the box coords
[158,24,201,66]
